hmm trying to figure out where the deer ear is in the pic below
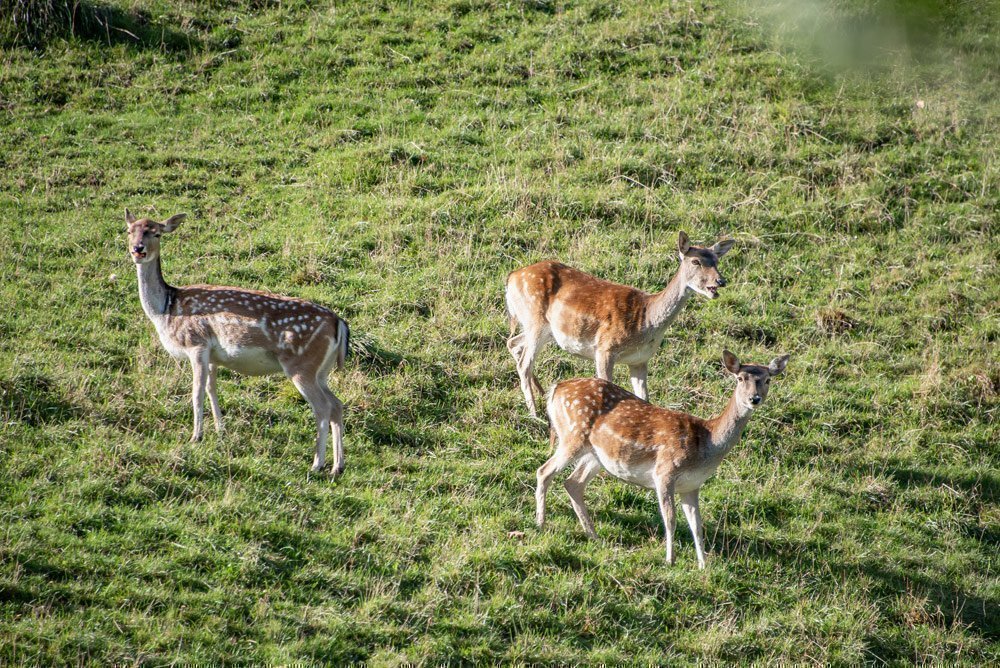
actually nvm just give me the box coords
[677,231,691,258]
[711,238,735,258]
[161,213,186,233]
[768,354,789,377]
[125,208,137,225]
[722,349,741,374]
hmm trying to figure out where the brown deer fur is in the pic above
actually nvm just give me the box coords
[126,209,349,475]
[505,232,734,416]
[536,350,788,568]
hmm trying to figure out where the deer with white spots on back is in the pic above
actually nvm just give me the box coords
[126,209,350,476]
[505,231,735,417]
[536,350,789,568]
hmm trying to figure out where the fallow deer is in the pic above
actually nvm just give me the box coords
[126,209,349,475]
[536,350,788,568]
[505,232,734,416]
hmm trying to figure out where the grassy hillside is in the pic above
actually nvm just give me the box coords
[1,0,997,663]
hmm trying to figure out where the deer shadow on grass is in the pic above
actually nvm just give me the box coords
[349,333,409,377]
[346,332,434,450]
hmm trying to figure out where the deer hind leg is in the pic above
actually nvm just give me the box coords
[563,454,602,539]
[327,392,344,477]
[654,477,678,565]
[313,334,345,476]
[316,352,345,477]
[680,490,707,569]
[288,372,332,474]
[628,363,648,400]
[188,348,210,442]
[507,334,544,396]
[507,331,525,365]
[536,446,576,529]
[207,363,225,434]
[515,328,548,417]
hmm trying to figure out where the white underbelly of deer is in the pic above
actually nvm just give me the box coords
[551,330,596,358]
[593,449,657,488]
[616,335,665,365]
[211,343,282,376]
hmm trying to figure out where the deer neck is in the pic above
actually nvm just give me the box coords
[706,392,753,454]
[644,270,691,330]
[135,255,175,318]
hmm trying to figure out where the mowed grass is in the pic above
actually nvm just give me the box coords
[0,0,997,663]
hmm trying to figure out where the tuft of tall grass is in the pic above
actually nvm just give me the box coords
[0,0,72,45]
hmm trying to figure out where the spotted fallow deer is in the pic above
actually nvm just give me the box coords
[505,232,735,416]
[536,350,788,568]
[126,209,350,475]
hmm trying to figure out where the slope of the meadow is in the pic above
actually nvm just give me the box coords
[0,0,997,663]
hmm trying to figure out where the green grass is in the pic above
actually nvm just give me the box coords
[1,0,997,663]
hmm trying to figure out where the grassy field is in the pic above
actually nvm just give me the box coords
[1,0,997,663]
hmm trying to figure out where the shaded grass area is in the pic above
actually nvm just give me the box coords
[0,0,997,663]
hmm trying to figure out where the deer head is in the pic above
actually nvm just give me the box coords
[125,209,186,265]
[722,349,789,409]
[677,231,735,299]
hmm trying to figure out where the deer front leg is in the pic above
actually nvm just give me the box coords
[188,348,210,442]
[680,490,707,569]
[628,363,648,400]
[655,478,677,565]
[594,350,615,383]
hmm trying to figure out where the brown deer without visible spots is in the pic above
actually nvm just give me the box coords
[126,209,349,475]
[505,231,735,417]
[536,350,788,568]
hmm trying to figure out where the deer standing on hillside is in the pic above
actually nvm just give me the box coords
[126,209,349,475]
[536,350,788,568]
[505,232,735,416]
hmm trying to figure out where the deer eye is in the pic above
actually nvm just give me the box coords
[691,259,701,266]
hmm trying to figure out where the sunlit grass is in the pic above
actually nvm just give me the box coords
[0,0,996,663]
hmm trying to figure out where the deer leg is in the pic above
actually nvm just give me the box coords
[207,363,225,434]
[289,373,332,474]
[507,332,525,365]
[628,363,648,400]
[595,350,615,383]
[680,490,707,569]
[516,330,545,417]
[563,454,602,539]
[313,341,346,477]
[188,348,209,442]
[536,448,574,529]
[655,478,677,565]
[321,378,345,477]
